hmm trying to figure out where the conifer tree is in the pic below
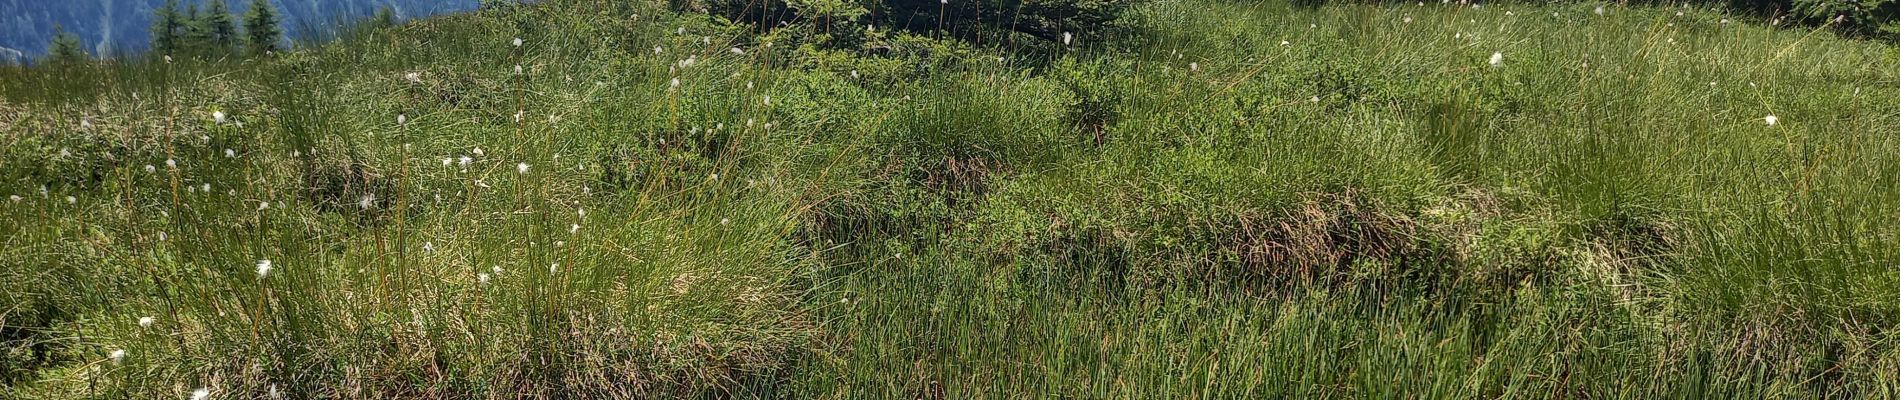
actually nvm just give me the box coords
[182,3,210,58]
[243,0,283,56]
[47,24,89,66]
[205,0,240,56]
[150,0,183,56]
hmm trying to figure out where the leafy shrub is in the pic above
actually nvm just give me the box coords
[1789,0,1900,39]
[1639,0,1900,40]
[1051,57,1131,146]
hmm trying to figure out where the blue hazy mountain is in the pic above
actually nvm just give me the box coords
[0,0,480,62]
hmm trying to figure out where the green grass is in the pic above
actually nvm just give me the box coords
[4,0,1899,398]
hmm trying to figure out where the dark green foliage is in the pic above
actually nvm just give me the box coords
[205,0,241,57]
[373,5,400,28]
[1789,0,1900,39]
[781,0,879,47]
[45,25,89,66]
[1719,0,1900,39]
[151,0,184,56]
[683,0,1142,46]
[881,0,1142,44]
[1655,0,1900,39]
[182,3,211,57]
[1052,57,1129,146]
[244,0,284,56]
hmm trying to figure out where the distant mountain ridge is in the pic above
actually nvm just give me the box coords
[0,46,22,64]
[0,0,479,60]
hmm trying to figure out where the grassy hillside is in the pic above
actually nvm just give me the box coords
[3,0,1899,398]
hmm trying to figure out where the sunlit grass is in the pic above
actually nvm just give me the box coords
[4,0,1899,398]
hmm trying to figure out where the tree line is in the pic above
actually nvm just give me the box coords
[43,0,283,66]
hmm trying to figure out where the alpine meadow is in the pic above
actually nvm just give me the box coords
[3,0,1899,398]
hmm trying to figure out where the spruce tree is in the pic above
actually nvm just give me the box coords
[182,3,210,58]
[47,24,89,66]
[150,0,183,56]
[243,0,283,56]
[205,0,239,56]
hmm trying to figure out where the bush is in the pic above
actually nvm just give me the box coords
[1788,0,1900,39]
[1673,0,1900,40]
[1052,57,1131,146]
